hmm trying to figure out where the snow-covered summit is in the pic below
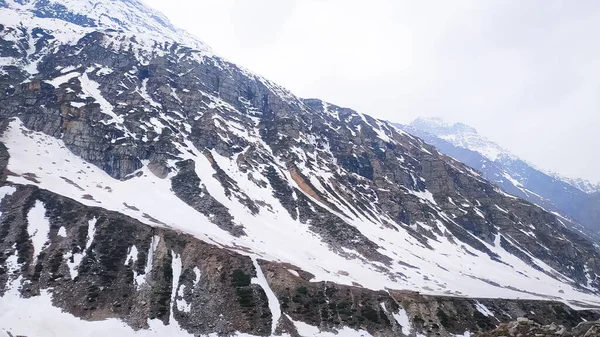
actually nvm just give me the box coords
[409,117,513,162]
[404,117,600,242]
[410,117,476,134]
[551,174,600,194]
[0,0,211,52]
[410,117,514,161]
[409,117,600,195]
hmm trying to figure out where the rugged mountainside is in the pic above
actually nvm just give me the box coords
[399,118,600,239]
[1,0,600,336]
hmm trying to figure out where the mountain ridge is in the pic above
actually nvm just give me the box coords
[408,117,600,194]
[1,1,600,336]
[398,117,600,240]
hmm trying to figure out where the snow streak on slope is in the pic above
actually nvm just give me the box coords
[4,119,600,307]
[286,315,372,337]
[26,200,50,263]
[252,259,281,334]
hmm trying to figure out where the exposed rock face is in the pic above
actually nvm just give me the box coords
[171,159,245,237]
[260,260,600,337]
[475,317,600,337]
[0,179,598,336]
[1,1,600,336]
[0,184,272,335]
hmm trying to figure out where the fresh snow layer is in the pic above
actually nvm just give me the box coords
[412,117,515,162]
[3,119,600,309]
[439,132,510,162]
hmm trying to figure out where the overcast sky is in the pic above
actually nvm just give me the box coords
[144,0,600,183]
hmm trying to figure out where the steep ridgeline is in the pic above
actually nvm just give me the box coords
[555,177,600,195]
[1,0,600,336]
[399,118,600,240]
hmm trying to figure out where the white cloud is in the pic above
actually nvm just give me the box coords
[143,0,600,182]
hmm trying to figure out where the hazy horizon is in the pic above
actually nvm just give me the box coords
[144,0,600,183]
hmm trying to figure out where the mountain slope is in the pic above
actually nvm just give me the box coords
[400,118,600,238]
[1,1,600,336]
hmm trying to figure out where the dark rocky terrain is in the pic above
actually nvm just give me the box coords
[0,157,598,336]
[1,0,600,336]
[475,317,600,337]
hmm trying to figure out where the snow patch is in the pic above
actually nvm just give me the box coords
[193,267,201,286]
[46,71,80,87]
[137,235,161,288]
[79,72,123,124]
[27,200,50,262]
[170,252,182,320]
[289,315,373,337]
[0,186,17,217]
[382,302,411,335]
[125,245,139,266]
[65,217,97,279]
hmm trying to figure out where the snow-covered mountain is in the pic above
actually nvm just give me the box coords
[552,175,600,195]
[409,117,517,162]
[1,1,600,336]
[2,0,210,52]
[410,117,600,195]
[400,117,600,239]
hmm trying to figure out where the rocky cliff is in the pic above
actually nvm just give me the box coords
[0,150,598,336]
[1,0,600,336]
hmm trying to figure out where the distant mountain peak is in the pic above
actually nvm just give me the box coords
[410,117,513,161]
[402,117,600,242]
[409,117,600,195]
[411,117,478,134]
[550,173,600,194]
